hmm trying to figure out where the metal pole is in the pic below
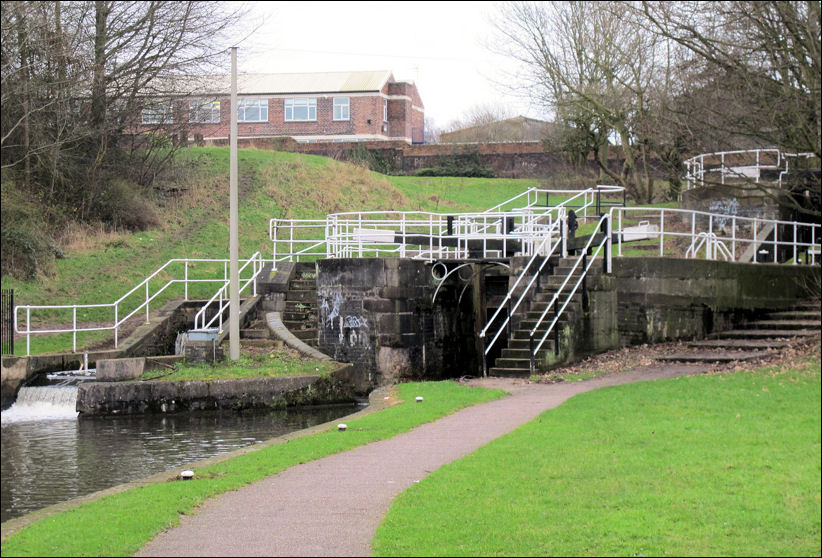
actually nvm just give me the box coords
[229,46,240,361]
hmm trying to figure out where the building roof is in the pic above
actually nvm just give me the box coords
[160,70,397,96]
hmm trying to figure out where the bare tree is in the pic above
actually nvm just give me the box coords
[493,2,677,202]
[1,1,246,222]
[638,0,821,216]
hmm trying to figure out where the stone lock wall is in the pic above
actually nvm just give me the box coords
[315,258,478,387]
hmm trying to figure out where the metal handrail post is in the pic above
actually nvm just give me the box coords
[114,305,119,348]
[659,210,665,256]
[773,220,778,263]
[145,282,150,323]
[72,306,77,353]
[184,260,189,300]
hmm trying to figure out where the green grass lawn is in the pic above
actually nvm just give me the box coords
[137,348,336,381]
[373,355,821,557]
[0,381,505,557]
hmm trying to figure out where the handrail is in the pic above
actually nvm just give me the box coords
[683,148,817,191]
[478,212,564,375]
[269,186,627,265]
[610,206,820,264]
[528,213,611,373]
[191,252,264,332]
[14,255,265,355]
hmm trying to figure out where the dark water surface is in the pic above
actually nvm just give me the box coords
[1,400,355,523]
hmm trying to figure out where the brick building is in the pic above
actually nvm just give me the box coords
[139,70,425,144]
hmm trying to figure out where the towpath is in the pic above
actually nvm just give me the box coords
[136,362,710,557]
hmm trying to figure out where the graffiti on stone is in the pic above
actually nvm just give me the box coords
[708,198,740,229]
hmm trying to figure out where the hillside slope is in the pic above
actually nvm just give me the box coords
[2,147,537,354]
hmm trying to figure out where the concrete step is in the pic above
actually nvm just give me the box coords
[688,338,792,350]
[656,351,773,363]
[746,319,820,330]
[709,328,820,339]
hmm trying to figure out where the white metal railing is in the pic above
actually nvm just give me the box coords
[610,206,820,264]
[683,148,817,191]
[14,254,265,355]
[269,186,626,267]
[479,211,566,375]
[191,252,264,333]
[528,213,612,373]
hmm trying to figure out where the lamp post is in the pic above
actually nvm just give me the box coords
[229,46,240,361]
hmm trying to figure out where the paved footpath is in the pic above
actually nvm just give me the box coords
[136,364,706,557]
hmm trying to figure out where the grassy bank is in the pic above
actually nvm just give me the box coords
[0,381,505,557]
[373,353,821,557]
[3,148,538,355]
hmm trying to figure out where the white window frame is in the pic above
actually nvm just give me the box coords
[189,100,221,124]
[238,98,268,122]
[383,100,388,122]
[333,97,350,121]
[141,102,174,125]
[285,98,317,122]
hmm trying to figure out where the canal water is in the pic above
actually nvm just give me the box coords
[0,371,357,524]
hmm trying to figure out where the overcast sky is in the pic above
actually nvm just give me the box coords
[231,1,541,128]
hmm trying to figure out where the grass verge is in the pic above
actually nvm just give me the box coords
[138,348,336,381]
[373,354,821,557]
[0,381,505,557]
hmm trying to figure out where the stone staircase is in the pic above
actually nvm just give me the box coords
[656,301,821,364]
[281,262,319,348]
[489,258,590,377]
[237,261,320,352]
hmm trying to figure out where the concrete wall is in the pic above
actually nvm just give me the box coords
[609,258,820,346]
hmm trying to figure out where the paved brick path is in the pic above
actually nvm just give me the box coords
[136,364,707,557]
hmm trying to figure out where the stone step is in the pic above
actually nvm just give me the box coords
[487,367,532,378]
[240,338,284,349]
[655,351,773,363]
[709,328,820,339]
[288,279,316,290]
[283,319,317,330]
[765,310,820,320]
[240,328,270,340]
[517,317,572,330]
[507,338,557,350]
[286,290,316,303]
[294,262,317,274]
[688,338,792,350]
[747,319,820,330]
[293,328,317,342]
[493,357,534,369]
[500,347,552,359]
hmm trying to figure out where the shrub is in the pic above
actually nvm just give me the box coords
[1,180,61,279]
